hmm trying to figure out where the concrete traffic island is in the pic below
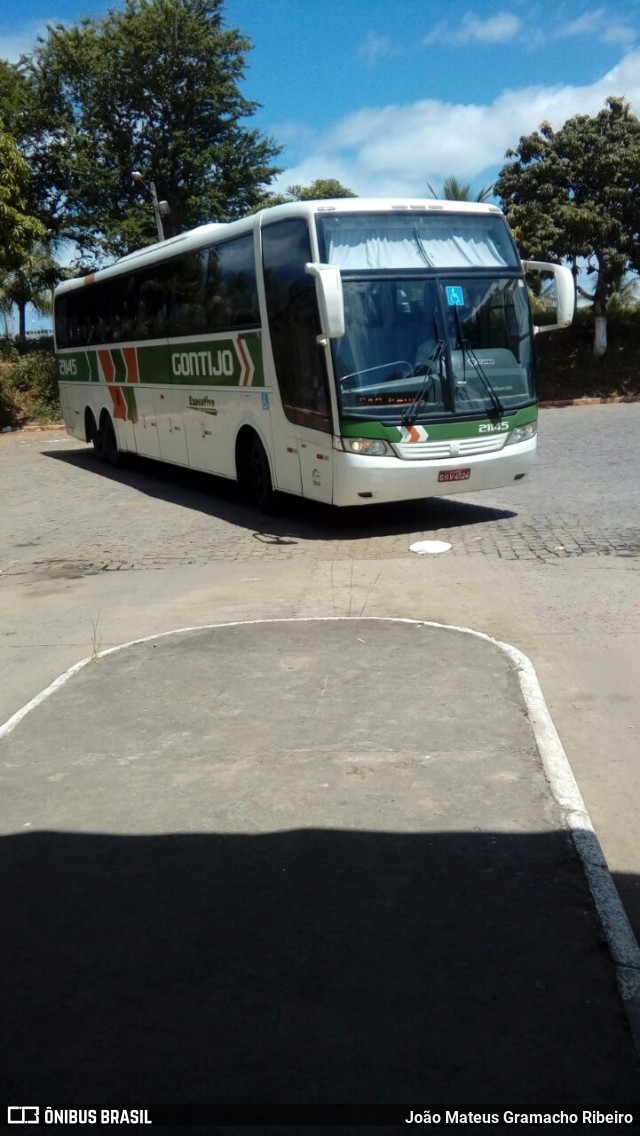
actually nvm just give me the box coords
[1,619,638,1106]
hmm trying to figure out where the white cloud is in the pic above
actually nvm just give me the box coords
[420,6,636,53]
[358,31,397,65]
[555,9,609,37]
[553,8,636,47]
[424,11,522,47]
[276,51,640,198]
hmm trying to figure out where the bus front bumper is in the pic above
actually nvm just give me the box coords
[332,437,537,506]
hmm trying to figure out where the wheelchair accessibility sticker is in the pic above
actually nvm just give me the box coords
[445,286,464,306]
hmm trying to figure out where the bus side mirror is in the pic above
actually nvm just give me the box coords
[305,262,345,344]
[522,260,575,334]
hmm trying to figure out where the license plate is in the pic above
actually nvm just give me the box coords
[438,468,471,483]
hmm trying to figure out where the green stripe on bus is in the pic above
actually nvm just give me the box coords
[339,405,537,442]
[123,388,138,423]
[57,333,264,388]
[112,349,127,384]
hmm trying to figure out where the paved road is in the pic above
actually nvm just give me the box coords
[1,405,639,576]
[1,403,639,941]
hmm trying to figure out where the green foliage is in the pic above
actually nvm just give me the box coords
[0,372,16,428]
[11,0,282,260]
[427,176,494,202]
[496,97,640,331]
[535,305,640,401]
[287,178,357,201]
[605,281,640,316]
[0,347,60,426]
[0,127,47,270]
[257,177,357,209]
[0,61,28,134]
[0,243,63,338]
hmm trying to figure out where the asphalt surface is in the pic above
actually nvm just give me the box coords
[1,619,639,1114]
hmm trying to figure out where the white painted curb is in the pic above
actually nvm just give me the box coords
[2,615,639,1052]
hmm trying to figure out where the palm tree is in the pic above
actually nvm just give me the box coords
[427,176,494,202]
[0,243,64,340]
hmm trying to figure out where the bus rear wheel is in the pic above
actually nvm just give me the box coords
[87,412,106,462]
[101,414,123,468]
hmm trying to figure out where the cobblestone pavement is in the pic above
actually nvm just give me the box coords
[1,404,639,579]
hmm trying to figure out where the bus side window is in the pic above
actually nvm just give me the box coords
[205,235,260,331]
[169,252,206,336]
[137,267,170,339]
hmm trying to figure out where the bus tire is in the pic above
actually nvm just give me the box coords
[86,411,102,460]
[102,414,124,468]
[247,434,276,512]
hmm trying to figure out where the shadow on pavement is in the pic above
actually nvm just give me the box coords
[42,446,517,542]
[3,828,638,1108]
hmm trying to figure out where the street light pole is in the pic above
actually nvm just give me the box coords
[148,180,165,242]
[131,170,169,241]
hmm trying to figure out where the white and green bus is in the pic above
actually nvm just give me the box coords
[54,198,574,509]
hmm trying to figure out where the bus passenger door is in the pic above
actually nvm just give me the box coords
[262,219,334,503]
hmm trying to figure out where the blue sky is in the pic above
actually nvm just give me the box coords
[2,0,640,201]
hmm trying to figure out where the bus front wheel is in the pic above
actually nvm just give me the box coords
[247,435,276,512]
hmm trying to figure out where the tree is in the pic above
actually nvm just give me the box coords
[0,126,46,271]
[495,97,640,355]
[257,177,357,209]
[0,61,28,135]
[12,0,282,260]
[427,176,493,202]
[0,242,63,339]
[287,178,357,201]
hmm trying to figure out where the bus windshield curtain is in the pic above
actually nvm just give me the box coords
[322,217,513,270]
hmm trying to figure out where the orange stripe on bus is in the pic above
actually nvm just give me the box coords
[98,350,115,383]
[122,347,139,383]
[108,387,127,420]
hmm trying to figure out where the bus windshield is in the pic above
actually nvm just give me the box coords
[330,275,534,422]
[316,210,520,270]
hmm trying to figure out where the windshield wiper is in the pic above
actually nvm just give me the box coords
[401,338,444,426]
[453,307,504,418]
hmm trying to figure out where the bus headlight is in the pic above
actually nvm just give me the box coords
[337,437,393,457]
[505,422,537,446]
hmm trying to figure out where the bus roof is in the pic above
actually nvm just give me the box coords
[55,198,505,295]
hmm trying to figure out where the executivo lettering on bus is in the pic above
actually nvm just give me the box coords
[188,395,218,412]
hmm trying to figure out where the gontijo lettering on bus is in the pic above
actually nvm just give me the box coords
[172,349,234,378]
